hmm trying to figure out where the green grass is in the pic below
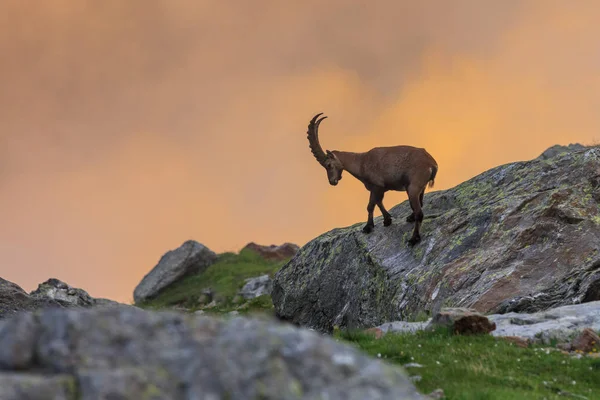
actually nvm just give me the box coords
[134,248,600,398]
[136,249,287,313]
[334,328,600,400]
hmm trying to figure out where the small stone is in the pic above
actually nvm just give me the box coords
[571,328,600,353]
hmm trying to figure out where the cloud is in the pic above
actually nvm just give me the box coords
[1,1,599,302]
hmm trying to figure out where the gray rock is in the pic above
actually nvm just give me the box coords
[133,240,218,303]
[0,278,70,319]
[30,278,95,307]
[272,145,600,333]
[0,373,75,400]
[375,300,600,345]
[0,307,425,399]
[240,274,273,299]
[488,300,600,344]
[1,276,136,319]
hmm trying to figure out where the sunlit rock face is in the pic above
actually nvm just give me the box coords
[273,145,600,333]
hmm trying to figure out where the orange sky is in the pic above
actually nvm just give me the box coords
[2,1,600,303]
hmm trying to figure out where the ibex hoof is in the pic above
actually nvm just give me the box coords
[407,235,421,246]
[362,224,374,234]
[383,217,392,227]
[406,214,415,223]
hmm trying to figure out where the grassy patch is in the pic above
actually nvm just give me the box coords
[136,249,286,312]
[335,328,600,400]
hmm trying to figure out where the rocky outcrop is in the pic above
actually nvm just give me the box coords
[240,274,273,299]
[272,145,600,333]
[243,242,300,261]
[1,277,135,319]
[377,300,600,345]
[0,278,69,319]
[30,278,95,307]
[0,307,426,400]
[133,240,218,303]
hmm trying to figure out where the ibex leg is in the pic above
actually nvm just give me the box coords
[377,193,392,227]
[363,190,384,234]
[407,185,424,246]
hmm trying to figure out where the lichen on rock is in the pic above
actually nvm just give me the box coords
[272,145,600,333]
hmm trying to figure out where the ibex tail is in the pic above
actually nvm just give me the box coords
[428,165,438,188]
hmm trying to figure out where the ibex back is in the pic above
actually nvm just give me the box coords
[306,113,438,246]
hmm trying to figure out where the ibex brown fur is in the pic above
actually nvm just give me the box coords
[307,113,438,246]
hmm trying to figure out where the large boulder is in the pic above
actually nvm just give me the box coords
[0,307,426,399]
[133,240,218,303]
[243,242,300,261]
[272,145,600,333]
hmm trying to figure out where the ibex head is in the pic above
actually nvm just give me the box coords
[307,113,344,186]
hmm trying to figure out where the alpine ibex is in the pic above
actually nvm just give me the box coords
[306,113,438,246]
